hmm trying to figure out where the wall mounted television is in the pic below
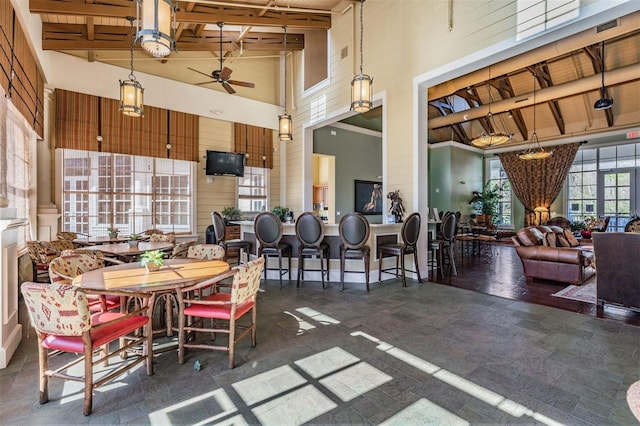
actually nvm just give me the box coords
[205,150,245,177]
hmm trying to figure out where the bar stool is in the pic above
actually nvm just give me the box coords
[378,212,422,287]
[212,211,251,264]
[432,212,458,278]
[338,212,371,291]
[254,212,292,288]
[295,212,330,288]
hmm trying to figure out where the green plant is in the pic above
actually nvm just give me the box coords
[129,233,142,240]
[570,221,586,233]
[140,250,164,267]
[469,181,504,217]
[222,206,241,220]
[107,227,118,234]
[271,206,289,222]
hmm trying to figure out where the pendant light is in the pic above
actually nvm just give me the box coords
[119,17,144,117]
[518,73,553,160]
[350,0,373,113]
[137,0,175,58]
[471,71,510,148]
[594,40,613,110]
[278,25,293,141]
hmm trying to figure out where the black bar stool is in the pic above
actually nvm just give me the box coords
[211,211,251,264]
[295,212,330,288]
[338,212,371,291]
[377,212,422,287]
[254,212,292,288]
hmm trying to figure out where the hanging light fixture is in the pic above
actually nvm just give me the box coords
[137,0,175,58]
[471,74,510,148]
[594,40,613,110]
[518,73,553,160]
[278,25,292,141]
[119,17,144,117]
[350,0,373,113]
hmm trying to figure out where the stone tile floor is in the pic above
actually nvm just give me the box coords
[1,277,639,425]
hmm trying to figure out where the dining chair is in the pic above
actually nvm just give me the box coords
[434,212,458,277]
[254,211,292,288]
[176,256,265,368]
[212,211,252,264]
[20,282,153,416]
[338,212,371,291]
[295,212,330,288]
[48,253,122,312]
[186,243,226,260]
[149,232,176,243]
[56,231,77,241]
[26,241,54,283]
[377,212,421,287]
[144,228,164,235]
[169,240,197,259]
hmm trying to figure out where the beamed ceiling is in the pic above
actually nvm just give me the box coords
[428,16,640,149]
[28,2,640,148]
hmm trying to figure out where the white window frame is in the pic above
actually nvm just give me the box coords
[486,157,513,226]
[237,166,269,214]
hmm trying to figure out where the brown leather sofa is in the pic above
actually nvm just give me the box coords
[512,226,595,285]
[592,232,640,310]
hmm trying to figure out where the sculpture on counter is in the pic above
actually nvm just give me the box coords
[387,190,405,223]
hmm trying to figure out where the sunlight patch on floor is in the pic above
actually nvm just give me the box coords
[252,384,337,425]
[379,398,470,426]
[232,365,307,406]
[350,330,563,426]
[148,388,240,426]
[319,361,392,402]
[295,307,340,325]
[294,347,359,378]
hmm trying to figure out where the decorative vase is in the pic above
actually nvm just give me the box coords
[145,263,160,272]
[128,240,139,248]
[580,230,592,239]
[109,232,118,239]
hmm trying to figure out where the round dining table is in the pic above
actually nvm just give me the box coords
[74,259,234,338]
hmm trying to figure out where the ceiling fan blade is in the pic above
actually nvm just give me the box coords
[227,80,255,88]
[195,81,216,86]
[222,82,236,94]
[188,67,213,78]
[220,67,233,80]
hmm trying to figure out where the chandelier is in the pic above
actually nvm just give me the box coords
[119,17,144,117]
[350,0,373,113]
[471,78,510,148]
[518,72,553,160]
[278,26,292,141]
[137,0,175,58]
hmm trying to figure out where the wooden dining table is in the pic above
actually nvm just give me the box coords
[73,258,234,339]
[76,241,174,261]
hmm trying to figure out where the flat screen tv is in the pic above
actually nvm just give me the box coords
[205,150,245,177]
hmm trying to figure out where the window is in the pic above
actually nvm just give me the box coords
[487,158,512,225]
[0,87,34,247]
[517,0,580,40]
[567,143,640,232]
[238,166,268,213]
[61,149,194,235]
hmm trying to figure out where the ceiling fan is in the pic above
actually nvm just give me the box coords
[188,22,255,94]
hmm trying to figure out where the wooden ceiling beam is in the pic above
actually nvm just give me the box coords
[584,44,614,127]
[30,0,135,18]
[41,23,304,51]
[493,76,528,140]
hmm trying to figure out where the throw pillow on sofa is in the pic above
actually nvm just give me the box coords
[563,229,580,247]
[557,233,571,247]
[543,232,557,247]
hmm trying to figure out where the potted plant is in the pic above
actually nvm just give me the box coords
[221,206,241,224]
[141,249,164,272]
[570,220,586,235]
[128,233,142,247]
[469,181,504,225]
[107,227,119,239]
[271,206,289,222]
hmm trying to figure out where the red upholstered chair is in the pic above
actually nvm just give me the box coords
[48,254,121,312]
[176,256,264,368]
[20,282,153,416]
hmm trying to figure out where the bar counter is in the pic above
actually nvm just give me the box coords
[237,221,418,284]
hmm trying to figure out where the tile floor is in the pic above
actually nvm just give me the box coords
[2,276,639,425]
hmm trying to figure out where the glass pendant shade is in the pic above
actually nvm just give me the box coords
[278,113,292,141]
[517,133,552,160]
[119,78,144,117]
[470,132,510,148]
[139,0,174,58]
[351,73,373,113]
